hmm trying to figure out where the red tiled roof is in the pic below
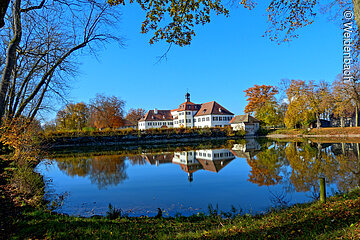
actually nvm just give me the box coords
[178,163,202,174]
[194,101,234,117]
[229,114,260,124]
[197,159,234,173]
[142,154,173,165]
[139,110,173,121]
[177,101,202,112]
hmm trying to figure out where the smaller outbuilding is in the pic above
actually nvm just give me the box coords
[229,114,260,135]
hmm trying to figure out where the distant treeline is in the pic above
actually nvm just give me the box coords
[44,94,146,131]
[244,76,360,129]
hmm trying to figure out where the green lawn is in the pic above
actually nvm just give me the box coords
[11,188,360,240]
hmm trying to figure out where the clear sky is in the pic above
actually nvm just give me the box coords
[56,2,343,120]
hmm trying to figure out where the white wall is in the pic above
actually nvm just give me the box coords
[194,114,233,128]
[138,120,173,130]
[195,149,234,160]
[231,123,259,135]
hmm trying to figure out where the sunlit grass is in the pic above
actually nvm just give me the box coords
[11,188,360,239]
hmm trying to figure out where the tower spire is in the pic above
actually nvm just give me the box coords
[185,92,190,102]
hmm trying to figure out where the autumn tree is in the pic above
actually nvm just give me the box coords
[125,108,146,125]
[244,85,282,126]
[284,80,316,128]
[89,94,125,129]
[332,79,355,127]
[55,103,90,130]
[306,81,333,128]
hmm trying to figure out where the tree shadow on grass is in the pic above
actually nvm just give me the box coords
[226,210,360,240]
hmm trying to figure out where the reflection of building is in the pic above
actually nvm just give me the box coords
[230,139,261,160]
[172,149,235,182]
[138,93,234,130]
[142,153,173,166]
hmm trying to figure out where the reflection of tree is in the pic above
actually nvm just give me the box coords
[334,143,360,192]
[55,155,128,189]
[247,143,287,186]
[248,141,360,194]
[127,155,147,166]
[285,142,339,192]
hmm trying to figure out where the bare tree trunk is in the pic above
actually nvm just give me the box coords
[0,0,10,28]
[14,42,87,119]
[0,0,22,124]
[316,113,321,129]
[356,105,359,127]
[341,116,344,128]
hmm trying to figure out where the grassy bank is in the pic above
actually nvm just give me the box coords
[268,127,360,141]
[7,187,360,239]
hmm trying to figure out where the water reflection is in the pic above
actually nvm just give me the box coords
[49,140,360,192]
[41,139,360,216]
[56,155,128,189]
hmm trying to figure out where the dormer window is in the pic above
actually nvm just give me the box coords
[203,109,206,113]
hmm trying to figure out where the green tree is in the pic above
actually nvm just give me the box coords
[55,102,90,130]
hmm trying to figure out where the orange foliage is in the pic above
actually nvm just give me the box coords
[244,85,278,115]
[89,94,125,129]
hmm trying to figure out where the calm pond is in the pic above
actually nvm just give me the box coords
[36,139,360,217]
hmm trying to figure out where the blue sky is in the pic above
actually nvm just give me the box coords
[59,2,343,120]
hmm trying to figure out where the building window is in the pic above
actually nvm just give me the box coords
[198,118,201,122]
[206,117,209,121]
[202,117,205,121]
[194,119,196,122]
[219,117,222,121]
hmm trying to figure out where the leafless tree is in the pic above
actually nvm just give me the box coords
[0,0,123,124]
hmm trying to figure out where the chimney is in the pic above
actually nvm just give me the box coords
[185,92,190,102]
[154,108,158,114]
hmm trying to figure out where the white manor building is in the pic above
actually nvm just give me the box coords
[138,93,234,130]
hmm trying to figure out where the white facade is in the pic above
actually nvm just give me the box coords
[194,115,233,128]
[172,149,234,164]
[230,114,260,135]
[138,93,234,130]
[138,120,173,130]
[231,122,259,135]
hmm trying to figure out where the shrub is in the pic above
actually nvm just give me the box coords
[106,204,122,220]
[12,165,44,206]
